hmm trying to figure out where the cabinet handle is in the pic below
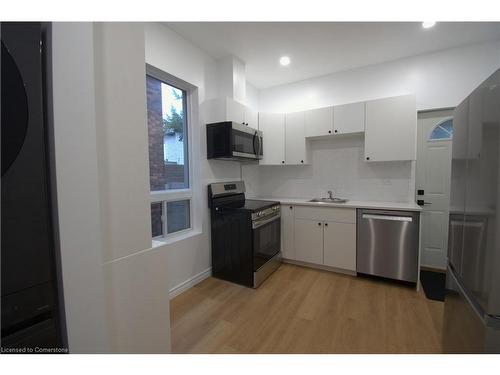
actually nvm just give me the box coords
[289,206,293,210]
[324,223,328,227]
[366,157,370,160]
[281,160,285,164]
[328,130,332,134]
[334,130,338,133]
[301,160,303,163]
[318,222,322,226]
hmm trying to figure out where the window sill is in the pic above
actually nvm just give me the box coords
[152,228,202,248]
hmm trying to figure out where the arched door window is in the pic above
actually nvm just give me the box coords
[429,118,453,141]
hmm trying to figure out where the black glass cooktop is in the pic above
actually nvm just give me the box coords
[223,199,279,212]
[241,199,279,212]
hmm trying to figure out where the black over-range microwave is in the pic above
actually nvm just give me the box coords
[207,122,263,161]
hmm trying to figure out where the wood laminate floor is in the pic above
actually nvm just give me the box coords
[170,264,444,353]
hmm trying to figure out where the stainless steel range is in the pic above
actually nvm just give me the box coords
[208,181,281,288]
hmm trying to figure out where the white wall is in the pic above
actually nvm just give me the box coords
[245,136,415,202]
[144,23,242,295]
[51,22,109,353]
[244,40,500,202]
[258,40,500,112]
[53,22,171,353]
[93,23,151,262]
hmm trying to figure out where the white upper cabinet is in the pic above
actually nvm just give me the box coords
[226,99,246,124]
[285,111,309,165]
[364,95,417,162]
[333,102,365,134]
[202,97,254,126]
[259,112,285,165]
[244,107,259,129]
[305,106,334,137]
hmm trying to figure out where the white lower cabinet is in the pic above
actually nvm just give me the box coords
[291,206,357,272]
[294,218,324,264]
[281,204,295,260]
[323,221,356,271]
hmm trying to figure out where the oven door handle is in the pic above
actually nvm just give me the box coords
[256,133,262,158]
[252,131,257,156]
[252,213,281,229]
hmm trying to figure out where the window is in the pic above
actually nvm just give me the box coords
[146,64,194,239]
[429,118,453,141]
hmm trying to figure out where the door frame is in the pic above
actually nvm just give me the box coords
[416,107,454,272]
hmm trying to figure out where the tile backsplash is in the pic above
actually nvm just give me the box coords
[243,135,416,203]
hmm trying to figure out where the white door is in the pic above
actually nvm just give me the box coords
[333,102,365,134]
[258,112,285,165]
[285,111,308,165]
[305,107,333,137]
[323,221,356,271]
[416,109,454,270]
[281,204,295,260]
[294,218,323,264]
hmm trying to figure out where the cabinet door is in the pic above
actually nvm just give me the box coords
[281,205,295,260]
[365,95,416,161]
[333,102,365,134]
[323,221,356,271]
[226,98,246,125]
[202,97,226,124]
[259,112,285,165]
[245,107,259,129]
[294,218,323,264]
[305,106,333,137]
[285,111,308,165]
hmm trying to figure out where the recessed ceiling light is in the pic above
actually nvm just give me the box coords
[422,21,436,29]
[279,56,291,66]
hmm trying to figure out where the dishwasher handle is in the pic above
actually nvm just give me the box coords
[362,214,413,222]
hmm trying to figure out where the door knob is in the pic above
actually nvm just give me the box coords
[417,200,432,206]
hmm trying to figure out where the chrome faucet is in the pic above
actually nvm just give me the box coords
[327,190,334,200]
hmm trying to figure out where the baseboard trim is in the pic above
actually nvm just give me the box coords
[169,267,212,300]
[282,258,357,277]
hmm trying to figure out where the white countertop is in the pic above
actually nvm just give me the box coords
[251,196,422,212]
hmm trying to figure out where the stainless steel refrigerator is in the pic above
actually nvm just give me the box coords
[444,68,500,353]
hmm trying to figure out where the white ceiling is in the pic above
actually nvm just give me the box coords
[165,22,500,89]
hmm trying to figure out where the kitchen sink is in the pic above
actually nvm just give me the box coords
[309,197,348,204]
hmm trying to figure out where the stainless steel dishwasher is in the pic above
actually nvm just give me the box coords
[357,209,420,283]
